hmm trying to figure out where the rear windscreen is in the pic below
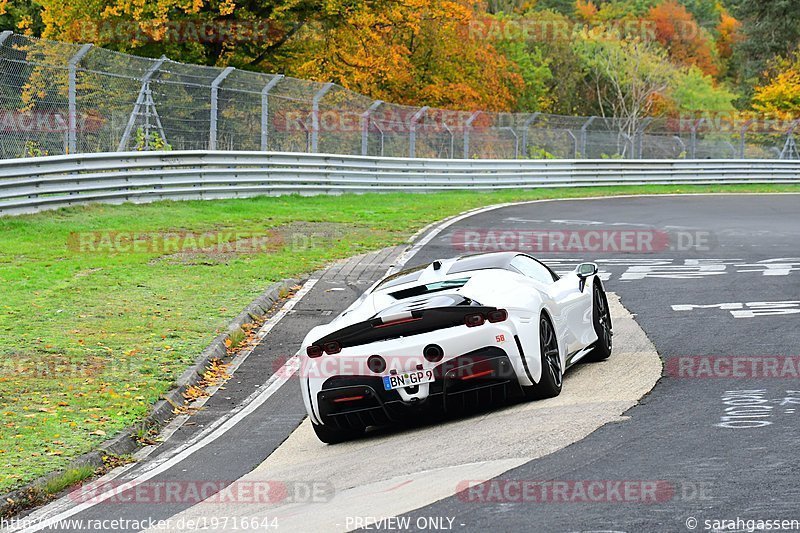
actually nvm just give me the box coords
[389,278,470,300]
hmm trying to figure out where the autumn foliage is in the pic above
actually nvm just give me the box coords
[2,0,795,116]
[753,52,800,117]
[646,0,718,77]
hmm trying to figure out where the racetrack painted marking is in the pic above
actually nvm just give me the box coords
[18,280,318,533]
[672,300,800,318]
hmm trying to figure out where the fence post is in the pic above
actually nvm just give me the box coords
[0,31,12,46]
[779,119,800,160]
[502,127,519,159]
[118,56,167,151]
[520,112,540,158]
[310,82,334,153]
[372,121,386,156]
[361,100,383,156]
[739,119,753,159]
[463,111,481,159]
[673,136,686,157]
[565,130,577,158]
[408,106,429,158]
[209,67,234,150]
[442,120,454,158]
[260,75,283,151]
[67,44,93,154]
[580,116,595,158]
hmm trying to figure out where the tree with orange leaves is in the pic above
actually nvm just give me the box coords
[716,9,741,62]
[28,0,521,112]
[646,0,719,78]
[288,0,523,111]
[574,0,597,23]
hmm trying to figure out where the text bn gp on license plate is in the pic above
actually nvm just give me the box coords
[383,369,434,391]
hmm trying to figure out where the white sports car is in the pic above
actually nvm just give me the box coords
[300,252,612,444]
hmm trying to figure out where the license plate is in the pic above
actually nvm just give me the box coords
[383,369,434,391]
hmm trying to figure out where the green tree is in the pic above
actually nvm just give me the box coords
[671,66,737,112]
[496,36,554,112]
[728,0,800,78]
[575,28,675,136]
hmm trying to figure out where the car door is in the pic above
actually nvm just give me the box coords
[509,254,591,357]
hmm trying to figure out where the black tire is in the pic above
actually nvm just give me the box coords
[585,280,613,362]
[524,313,563,400]
[311,422,364,444]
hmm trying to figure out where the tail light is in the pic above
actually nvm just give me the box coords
[323,341,342,355]
[465,313,485,327]
[487,309,508,323]
[306,345,323,358]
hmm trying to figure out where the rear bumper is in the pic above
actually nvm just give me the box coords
[316,347,522,430]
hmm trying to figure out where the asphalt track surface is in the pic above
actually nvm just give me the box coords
[13,194,800,533]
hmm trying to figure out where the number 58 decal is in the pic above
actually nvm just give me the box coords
[496,334,505,343]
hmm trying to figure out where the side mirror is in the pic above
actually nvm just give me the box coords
[576,262,598,292]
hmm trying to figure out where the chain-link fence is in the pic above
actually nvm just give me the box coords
[1,31,799,160]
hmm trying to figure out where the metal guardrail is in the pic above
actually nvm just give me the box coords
[1,151,798,215]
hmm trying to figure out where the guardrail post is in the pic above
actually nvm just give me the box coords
[408,106,429,158]
[0,31,12,46]
[739,119,753,159]
[118,56,167,151]
[311,82,334,153]
[580,116,596,158]
[209,66,234,150]
[360,100,383,156]
[520,112,540,158]
[463,111,481,159]
[260,75,283,151]
[67,44,93,154]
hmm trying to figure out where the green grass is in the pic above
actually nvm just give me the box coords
[42,464,95,496]
[0,183,797,493]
